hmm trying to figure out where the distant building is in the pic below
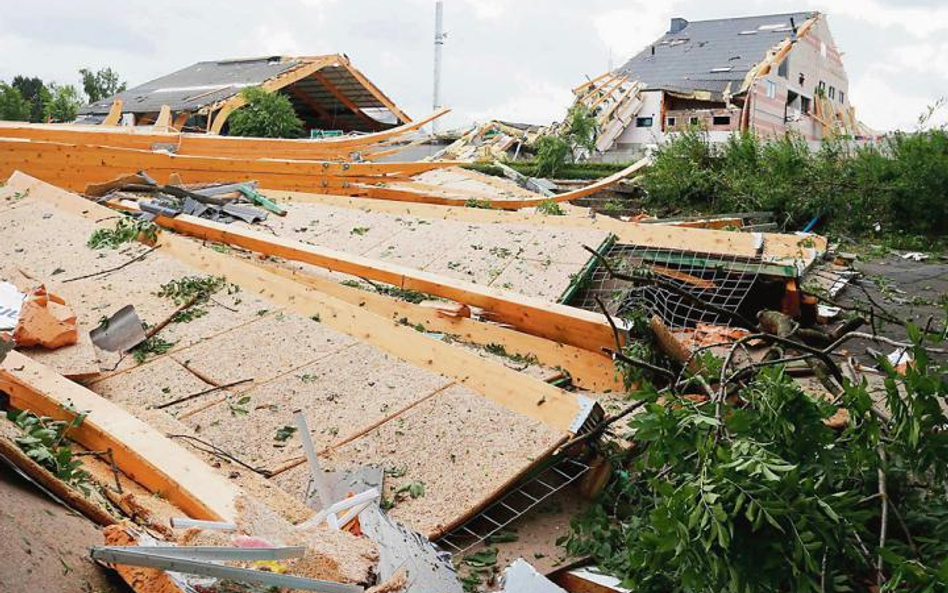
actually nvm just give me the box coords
[572,11,873,159]
[77,54,410,135]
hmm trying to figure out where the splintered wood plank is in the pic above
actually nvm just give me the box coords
[274,384,565,539]
[0,351,242,521]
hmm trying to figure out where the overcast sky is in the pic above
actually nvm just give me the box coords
[1,0,946,131]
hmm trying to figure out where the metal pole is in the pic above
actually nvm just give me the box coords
[432,0,445,134]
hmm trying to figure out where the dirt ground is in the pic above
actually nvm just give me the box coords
[0,465,128,593]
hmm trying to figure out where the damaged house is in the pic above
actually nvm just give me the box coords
[77,54,410,135]
[572,11,875,157]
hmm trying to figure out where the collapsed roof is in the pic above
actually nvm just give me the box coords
[79,54,410,133]
[616,11,816,97]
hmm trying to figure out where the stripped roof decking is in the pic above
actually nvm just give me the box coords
[0,178,572,537]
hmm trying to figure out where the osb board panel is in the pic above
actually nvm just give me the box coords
[131,406,314,525]
[92,356,215,411]
[274,384,564,538]
[241,200,601,302]
[181,342,454,470]
[16,329,98,379]
[491,259,582,300]
[169,313,357,387]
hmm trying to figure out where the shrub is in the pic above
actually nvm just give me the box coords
[640,127,948,238]
[535,134,571,178]
[566,331,948,592]
[227,87,304,138]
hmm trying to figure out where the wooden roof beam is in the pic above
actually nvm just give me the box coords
[337,58,411,123]
[312,70,381,131]
[288,85,334,124]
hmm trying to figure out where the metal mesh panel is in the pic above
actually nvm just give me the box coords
[570,243,765,329]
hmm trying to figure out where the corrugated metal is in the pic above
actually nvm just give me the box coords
[616,11,815,97]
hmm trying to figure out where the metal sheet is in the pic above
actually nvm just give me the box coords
[89,305,147,353]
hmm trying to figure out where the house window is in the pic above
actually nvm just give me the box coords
[817,81,826,96]
[839,90,845,104]
[800,96,812,114]
[636,116,653,128]
[777,57,789,78]
[666,116,677,127]
[765,80,777,99]
[712,115,731,126]
[828,86,836,100]
[689,116,699,126]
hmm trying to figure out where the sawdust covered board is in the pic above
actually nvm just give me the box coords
[274,384,565,539]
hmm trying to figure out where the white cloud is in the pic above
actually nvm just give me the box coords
[804,0,948,39]
[464,72,571,125]
[593,2,675,59]
[850,66,948,132]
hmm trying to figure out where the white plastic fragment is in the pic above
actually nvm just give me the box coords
[0,281,25,331]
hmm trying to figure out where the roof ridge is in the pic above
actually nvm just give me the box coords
[676,10,816,27]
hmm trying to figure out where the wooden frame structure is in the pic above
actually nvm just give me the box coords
[0,108,449,162]
[0,137,460,193]
[204,54,411,135]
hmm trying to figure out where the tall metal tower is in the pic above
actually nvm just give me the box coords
[432,0,445,133]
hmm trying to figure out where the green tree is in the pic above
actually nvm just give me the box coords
[79,67,126,103]
[11,75,50,122]
[565,102,598,156]
[227,87,304,138]
[0,82,30,121]
[534,134,571,178]
[44,84,82,122]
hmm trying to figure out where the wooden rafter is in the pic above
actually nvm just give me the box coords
[312,70,379,130]
[102,99,123,126]
[208,55,338,134]
[0,108,449,159]
[288,85,334,124]
[338,58,411,123]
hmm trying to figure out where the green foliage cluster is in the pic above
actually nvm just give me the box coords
[466,160,630,180]
[79,67,126,103]
[44,83,82,122]
[641,128,948,237]
[534,103,601,178]
[227,87,304,138]
[0,82,31,121]
[565,329,948,592]
[0,68,115,123]
[8,408,92,494]
[536,199,565,216]
[87,217,158,249]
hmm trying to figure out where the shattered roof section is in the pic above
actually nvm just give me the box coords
[80,56,302,115]
[616,11,816,97]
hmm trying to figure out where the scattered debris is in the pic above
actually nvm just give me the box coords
[13,286,78,350]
